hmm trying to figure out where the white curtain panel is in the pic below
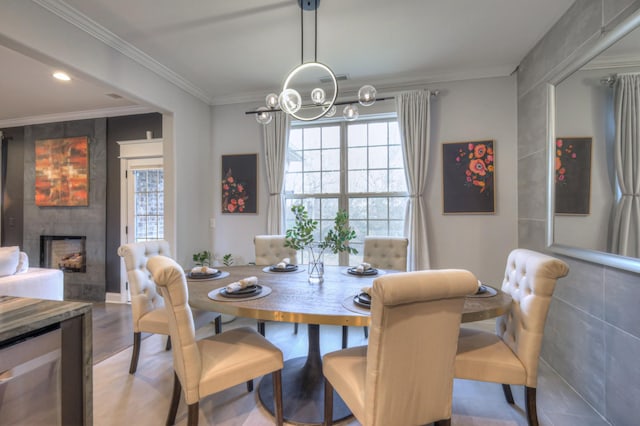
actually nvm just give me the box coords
[396,90,431,270]
[262,111,290,234]
[611,73,640,257]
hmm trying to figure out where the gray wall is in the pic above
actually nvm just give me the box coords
[1,127,24,246]
[517,1,640,424]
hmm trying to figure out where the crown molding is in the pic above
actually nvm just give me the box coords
[33,0,213,105]
[0,105,155,128]
[581,53,640,70]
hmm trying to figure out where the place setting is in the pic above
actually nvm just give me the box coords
[208,276,272,301]
[263,257,303,273]
[187,266,229,280]
[467,280,497,298]
[343,262,384,277]
[342,286,373,314]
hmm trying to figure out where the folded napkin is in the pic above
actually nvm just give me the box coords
[355,262,372,273]
[275,257,291,269]
[225,276,258,293]
[191,266,218,275]
[360,286,372,296]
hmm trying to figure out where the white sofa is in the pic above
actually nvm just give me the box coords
[0,246,64,301]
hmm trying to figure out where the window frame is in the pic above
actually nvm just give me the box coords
[284,114,408,265]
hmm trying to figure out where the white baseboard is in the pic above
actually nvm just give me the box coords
[105,292,127,303]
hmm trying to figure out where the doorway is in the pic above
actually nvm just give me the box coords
[118,138,163,301]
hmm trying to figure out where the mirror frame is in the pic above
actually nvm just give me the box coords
[547,9,640,273]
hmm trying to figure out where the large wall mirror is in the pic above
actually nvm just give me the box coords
[548,10,640,273]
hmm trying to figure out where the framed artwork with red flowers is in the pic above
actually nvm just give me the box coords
[554,137,591,215]
[221,154,257,214]
[442,140,495,214]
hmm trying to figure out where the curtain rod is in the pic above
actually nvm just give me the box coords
[245,90,439,115]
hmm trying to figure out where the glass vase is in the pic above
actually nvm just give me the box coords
[308,243,324,284]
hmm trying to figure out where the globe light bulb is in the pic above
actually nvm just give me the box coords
[343,104,359,121]
[358,85,377,106]
[265,93,279,109]
[311,88,326,105]
[324,105,337,118]
[279,89,302,114]
[255,107,273,125]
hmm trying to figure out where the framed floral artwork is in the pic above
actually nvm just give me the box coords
[442,140,495,214]
[554,137,591,215]
[35,136,89,206]
[221,154,257,214]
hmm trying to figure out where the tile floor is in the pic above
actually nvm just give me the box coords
[93,316,610,425]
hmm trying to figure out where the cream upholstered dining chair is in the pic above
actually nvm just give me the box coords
[147,255,284,426]
[117,240,221,374]
[253,235,299,335]
[454,248,569,426]
[323,269,478,426]
[342,236,409,348]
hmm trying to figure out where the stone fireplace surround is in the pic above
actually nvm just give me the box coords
[22,119,107,301]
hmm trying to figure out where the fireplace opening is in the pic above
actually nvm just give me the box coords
[40,235,86,273]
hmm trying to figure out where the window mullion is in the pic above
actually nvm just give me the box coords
[339,122,349,265]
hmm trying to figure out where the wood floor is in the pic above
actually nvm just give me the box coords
[91,302,610,426]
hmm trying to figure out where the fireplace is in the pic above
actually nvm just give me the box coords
[40,235,86,273]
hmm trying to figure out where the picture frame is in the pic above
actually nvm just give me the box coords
[554,137,592,215]
[221,153,257,214]
[35,136,89,207]
[442,140,495,214]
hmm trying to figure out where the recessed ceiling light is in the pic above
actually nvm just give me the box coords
[53,71,71,81]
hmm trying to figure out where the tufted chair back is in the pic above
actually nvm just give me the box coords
[497,248,569,387]
[117,240,171,333]
[147,255,202,404]
[324,269,478,426]
[363,236,409,271]
[254,235,298,265]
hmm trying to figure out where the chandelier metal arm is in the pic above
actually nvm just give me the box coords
[245,96,395,116]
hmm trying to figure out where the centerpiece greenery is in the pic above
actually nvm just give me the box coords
[284,204,358,256]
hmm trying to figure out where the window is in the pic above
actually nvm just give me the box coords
[284,116,408,265]
[131,168,164,241]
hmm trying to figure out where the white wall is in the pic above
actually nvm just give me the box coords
[210,76,518,285]
[0,0,213,266]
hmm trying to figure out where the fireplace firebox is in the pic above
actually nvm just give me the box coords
[40,235,86,273]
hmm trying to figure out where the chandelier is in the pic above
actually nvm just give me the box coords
[251,0,378,125]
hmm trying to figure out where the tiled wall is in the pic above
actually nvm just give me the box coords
[22,119,107,301]
[517,1,640,424]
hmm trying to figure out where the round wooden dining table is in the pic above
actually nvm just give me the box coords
[187,264,511,426]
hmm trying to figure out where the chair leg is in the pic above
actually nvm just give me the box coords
[341,326,348,349]
[257,321,265,336]
[187,402,199,426]
[363,326,368,338]
[525,386,539,426]
[294,322,299,334]
[165,335,172,351]
[129,332,141,374]
[166,372,182,426]
[324,378,334,426]
[272,370,284,426]
[502,383,515,404]
[214,315,222,334]
[434,419,451,426]
[246,379,254,392]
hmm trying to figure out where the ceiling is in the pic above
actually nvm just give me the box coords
[0,0,577,126]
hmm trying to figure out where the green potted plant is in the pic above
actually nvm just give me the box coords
[192,250,212,267]
[285,204,357,282]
